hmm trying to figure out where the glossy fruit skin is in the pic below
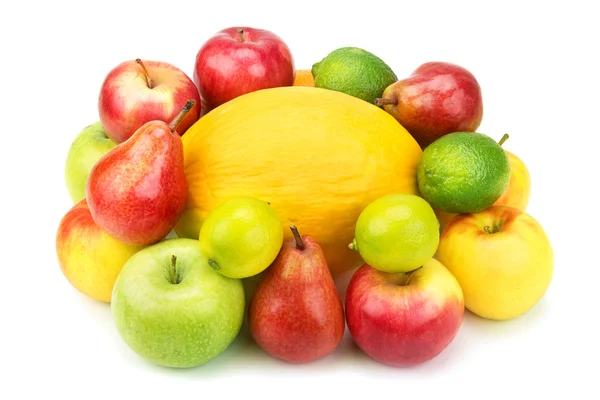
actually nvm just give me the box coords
[99,60,201,143]
[56,199,144,302]
[381,62,483,148]
[437,206,553,320]
[193,27,294,111]
[111,238,245,368]
[493,150,531,210]
[249,234,345,363]
[174,86,422,277]
[199,197,284,279]
[64,121,116,203]
[417,132,510,214]
[351,194,440,273]
[345,259,464,367]
[435,149,531,231]
[86,120,188,246]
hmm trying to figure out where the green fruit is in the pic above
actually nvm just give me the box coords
[199,197,284,279]
[417,132,511,213]
[111,238,245,368]
[312,47,397,104]
[64,121,116,203]
[349,194,440,273]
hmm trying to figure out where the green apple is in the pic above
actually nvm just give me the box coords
[64,121,116,203]
[111,238,245,368]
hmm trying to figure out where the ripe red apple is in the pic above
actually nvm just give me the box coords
[193,27,295,111]
[99,59,201,143]
[345,259,464,367]
[376,62,483,148]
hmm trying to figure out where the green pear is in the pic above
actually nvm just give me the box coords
[64,121,116,203]
[111,238,245,368]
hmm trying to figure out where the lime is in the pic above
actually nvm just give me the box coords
[417,132,510,213]
[199,197,284,279]
[312,47,397,104]
[349,194,440,273]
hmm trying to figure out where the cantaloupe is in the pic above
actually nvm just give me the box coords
[175,87,422,276]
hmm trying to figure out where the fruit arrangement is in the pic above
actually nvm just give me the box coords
[56,25,554,369]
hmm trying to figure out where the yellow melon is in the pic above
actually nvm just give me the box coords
[175,87,422,276]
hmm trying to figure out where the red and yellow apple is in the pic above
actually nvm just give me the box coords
[99,59,201,143]
[345,259,464,367]
[437,206,553,320]
[56,199,144,302]
[435,148,531,231]
[193,26,294,112]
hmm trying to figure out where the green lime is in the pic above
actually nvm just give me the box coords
[417,132,510,213]
[349,194,440,273]
[199,197,284,279]
[312,47,397,104]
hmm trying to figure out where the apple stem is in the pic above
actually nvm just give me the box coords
[484,224,502,234]
[135,59,153,89]
[237,28,246,42]
[404,267,421,286]
[290,226,305,250]
[168,99,196,133]
[208,259,220,271]
[348,239,359,252]
[374,97,398,107]
[170,255,178,284]
[498,133,509,146]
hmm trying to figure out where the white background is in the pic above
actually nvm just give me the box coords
[1,0,598,399]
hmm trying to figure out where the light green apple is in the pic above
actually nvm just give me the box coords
[64,121,116,203]
[111,238,245,368]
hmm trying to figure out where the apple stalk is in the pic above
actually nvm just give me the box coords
[170,255,178,284]
[237,28,246,42]
[135,59,154,89]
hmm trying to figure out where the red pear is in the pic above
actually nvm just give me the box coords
[248,226,345,363]
[86,101,194,246]
[376,61,483,149]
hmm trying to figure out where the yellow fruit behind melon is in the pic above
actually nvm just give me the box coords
[175,87,422,276]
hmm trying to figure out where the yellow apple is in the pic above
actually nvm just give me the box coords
[436,206,553,320]
[435,149,532,232]
[56,199,144,302]
[493,150,531,210]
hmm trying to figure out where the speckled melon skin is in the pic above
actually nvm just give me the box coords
[175,86,422,276]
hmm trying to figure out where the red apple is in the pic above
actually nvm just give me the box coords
[376,62,483,149]
[99,59,201,143]
[345,259,464,367]
[193,27,294,111]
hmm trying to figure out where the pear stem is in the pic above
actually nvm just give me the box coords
[237,28,245,42]
[498,133,509,146]
[135,59,153,89]
[290,226,305,250]
[168,99,196,133]
[374,97,398,107]
[170,255,178,284]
